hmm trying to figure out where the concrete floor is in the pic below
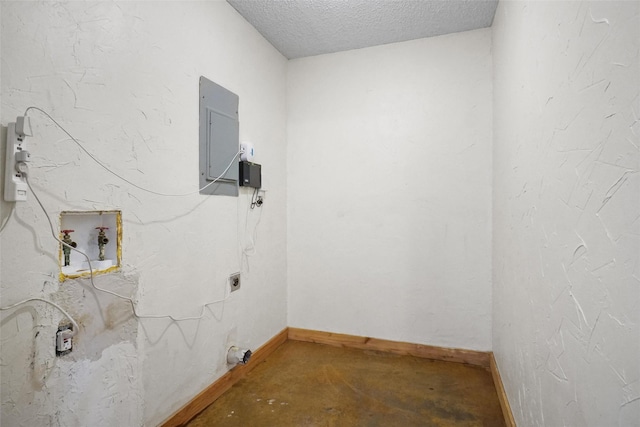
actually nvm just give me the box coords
[187,340,506,426]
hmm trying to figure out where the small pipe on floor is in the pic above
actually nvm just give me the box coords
[227,346,252,366]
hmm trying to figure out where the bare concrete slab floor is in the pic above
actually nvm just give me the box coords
[187,340,506,427]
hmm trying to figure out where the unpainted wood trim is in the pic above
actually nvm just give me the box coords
[490,353,517,427]
[160,327,289,427]
[287,327,490,368]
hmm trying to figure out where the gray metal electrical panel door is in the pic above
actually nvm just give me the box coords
[199,77,239,196]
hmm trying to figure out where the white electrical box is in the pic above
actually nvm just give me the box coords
[56,328,73,355]
[4,120,31,202]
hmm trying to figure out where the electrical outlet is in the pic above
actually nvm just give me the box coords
[4,118,31,202]
[229,273,241,292]
[56,324,73,356]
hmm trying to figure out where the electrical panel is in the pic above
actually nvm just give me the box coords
[199,77,239,197]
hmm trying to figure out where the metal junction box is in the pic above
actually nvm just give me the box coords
[239,161,261,189]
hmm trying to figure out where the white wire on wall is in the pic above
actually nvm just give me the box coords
[240,188,265,273]
[23,106,241,197]
[0,297,80,336]
[0,203,15,235]
[20,165,231,322]
[1,108,242,327]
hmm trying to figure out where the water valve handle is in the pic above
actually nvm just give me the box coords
[61,230,77,266]
[61,230,77,247]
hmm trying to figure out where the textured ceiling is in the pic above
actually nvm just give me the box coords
[227,0,499,59]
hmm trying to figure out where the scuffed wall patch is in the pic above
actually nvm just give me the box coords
[53,272,138,362]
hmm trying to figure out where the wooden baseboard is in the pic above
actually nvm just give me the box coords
[287,327,490,368]
[160,328,509,427]
[490,353,516,427]
[160,328,289,427]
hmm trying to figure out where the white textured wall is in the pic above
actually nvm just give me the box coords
[0,1,287,426]
[287,29,493,351]
[493,1,639,426]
